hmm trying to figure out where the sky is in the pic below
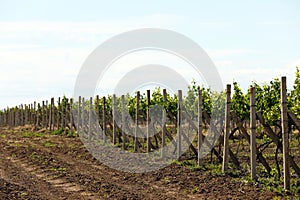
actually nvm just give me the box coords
[1,0,300,108]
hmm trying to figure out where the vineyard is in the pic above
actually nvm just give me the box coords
[1,70,300,199]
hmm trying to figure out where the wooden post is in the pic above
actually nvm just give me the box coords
[198,88,203,166]
[134,91,140,152]
[42,101,45,128]
[281,76,290,190]
[61,98,64,130]
[147,90,151,153]
[121,95,126,150]
[70,98,73,134]
[36,103,40,128]
[45,100,48,129]
[88,97,92,141]
[112,94,117,145]
[177,90,182,158]
[64,98,68,132]
[57,98,60,130]
[162,89,167,158]
[95,95,100,140]
[250,87,256,180]
[29,103,32,125]
[102,97,106,143]
[49,98,54,131]
[15,106,19,126]
[222,84,231,173]
[81,97,85,135]
[77,96,81,133]
[20,104,24,126]
[34,101,36,127]
[96,95,100,125]
[24,104,28,125]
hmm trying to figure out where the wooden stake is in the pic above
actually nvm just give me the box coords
[162,89,167,158]
[77,96,81,133]
[177,90,182,158]
[281,76,290,190]
[88,97,92,141]
[198,88,203,166]
[250,87,256,180]
[134,91,140,152]
[112,94,117,145]
[102,97,106,143]
[147,90,151,153]
[122,95,126,150]
[222,84,231,172]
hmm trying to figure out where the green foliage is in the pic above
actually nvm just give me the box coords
[251,78,281,125]
[289,66,300,118]
[231,82,249,120]
[52,128,64,135]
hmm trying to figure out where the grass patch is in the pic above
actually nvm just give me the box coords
[44,142,57,147]
[51,128,64,135]
[12,143,23,148]
[29,152,43,161]
[51,128,77,137]
[21,132,43,137]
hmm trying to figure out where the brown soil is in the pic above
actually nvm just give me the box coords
[0,126,282,199]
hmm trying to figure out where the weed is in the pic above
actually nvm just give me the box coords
[44,142,57,147]
[29,152,43,161]
[192,186,199,193]
[51,128,64,135]
[21,132,43,137]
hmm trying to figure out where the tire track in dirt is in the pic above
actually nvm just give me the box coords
[2,130,197,199]
[0,127,278,199]
[5,155,99,200]
[0,153,68,200]
[25,136,196,199]
[1,135,147,199]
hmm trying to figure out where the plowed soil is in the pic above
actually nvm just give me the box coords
[0,126,279,199]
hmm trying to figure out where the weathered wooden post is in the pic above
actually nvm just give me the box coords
[88,97,92,141]
[281,76,290,190]
[147,90,151,153]
[49,98,54,131]
[162,89,167,158]
[64,98,68,132]
[121,95,126,150]
[81,97,85,135]
[57,98,61,130]
[77,96,81,133]
[222,84,231,173]
[112,94,117,145]
[102,96,106,143]
[70,98,73,134]
[42,101,45,128]
[250,86,256,180]
[96,95,100,125]
[177,90,182,158]
[20,104,24,126]
[61,98,65,131]
[24,104,28,125]
[198,88,203,166]
[134,91,140,152]
[36,103,40,129]
[34,101,36,127]
[45,100,48,129]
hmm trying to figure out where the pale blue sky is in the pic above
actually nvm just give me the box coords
[1,0,300,108]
